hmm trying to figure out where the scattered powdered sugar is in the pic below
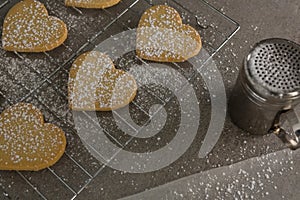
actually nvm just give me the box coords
[69,51,137,110]
[137,5,201,61]
[2,0,66,51]
[0,103,65,168]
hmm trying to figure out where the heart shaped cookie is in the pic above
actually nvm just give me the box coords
[65,0,121,9]
[2,0,68,52]
[0,103,66,171]
[136,5,202,62]
[68,51,137,111]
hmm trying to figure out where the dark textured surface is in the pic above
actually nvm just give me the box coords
[0,0,299,199]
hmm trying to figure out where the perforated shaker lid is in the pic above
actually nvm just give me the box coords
[245,38,300,97]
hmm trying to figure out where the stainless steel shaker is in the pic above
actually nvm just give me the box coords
[229,38,300,149]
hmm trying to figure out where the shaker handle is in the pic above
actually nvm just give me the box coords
[269,110,300,150]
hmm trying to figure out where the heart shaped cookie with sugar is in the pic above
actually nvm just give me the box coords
[65,0,121,8]
[68,51,137,111]
[136,5,202,62]
[0,103,66,171]
[2,0,68,52]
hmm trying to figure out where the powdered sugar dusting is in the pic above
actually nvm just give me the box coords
[98,69,137,108]
[137,5,201,62]
[65,0,121,8]
[0,103,65,170]
[137,26,200,61]
[69,51,137,110]
[2,0,67,52]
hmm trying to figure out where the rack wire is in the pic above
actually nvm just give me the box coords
[0,0,239,199]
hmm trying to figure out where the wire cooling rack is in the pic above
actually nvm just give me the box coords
[0,0,239,199]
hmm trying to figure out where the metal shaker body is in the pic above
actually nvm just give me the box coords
[229,38,300,135]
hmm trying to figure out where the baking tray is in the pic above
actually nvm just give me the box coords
[0,0,240,199]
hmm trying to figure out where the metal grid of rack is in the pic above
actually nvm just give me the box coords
[0,0,239,199]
